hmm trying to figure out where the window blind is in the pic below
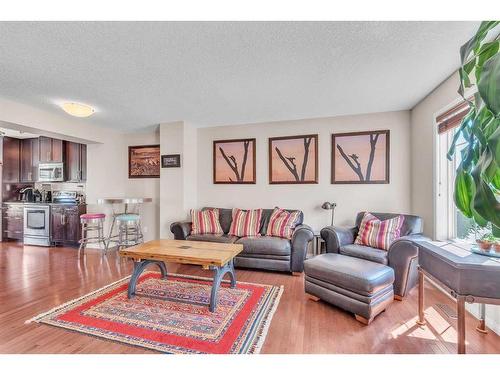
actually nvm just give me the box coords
[436,100,471,134]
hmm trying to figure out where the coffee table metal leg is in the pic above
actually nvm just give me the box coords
[209,260,237,312]
[127,259,168,299]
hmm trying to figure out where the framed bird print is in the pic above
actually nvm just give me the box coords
[268,134,318,184]
[213,138,256,184]
[331,130,390,184]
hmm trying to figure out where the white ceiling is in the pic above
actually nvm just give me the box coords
[0,21,479,131]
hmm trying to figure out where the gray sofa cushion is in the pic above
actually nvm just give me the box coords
[236,236,291,256]
[304,253,394,296]
[340,244,388,265]
[186,234,239,243]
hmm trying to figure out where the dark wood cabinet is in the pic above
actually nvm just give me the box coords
[66,142,87,182]
[2,203,24,240]
[2,137,20,183]
[39,136,64,163]
[50,204,85,245]
[20,138,39,182]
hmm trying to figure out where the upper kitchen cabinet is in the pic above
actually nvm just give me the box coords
[2,136,20,183]
[39,136,64,163]
[66,141,87,182]
[20,138,39,183]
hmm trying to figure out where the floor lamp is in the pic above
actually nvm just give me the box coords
[321,202,337,226]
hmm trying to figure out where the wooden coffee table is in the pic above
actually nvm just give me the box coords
[119,239,243,312]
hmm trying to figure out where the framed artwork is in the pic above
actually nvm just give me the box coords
[268,134,318,184]
[128,144,160,178]
[161,154,181,168]
[331,130,390,184]
[213,138,256,184]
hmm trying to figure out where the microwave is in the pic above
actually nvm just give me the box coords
[38,163,64,182]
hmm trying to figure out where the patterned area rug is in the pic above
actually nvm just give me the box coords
[27,272,283,354]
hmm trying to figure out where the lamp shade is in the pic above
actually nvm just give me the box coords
[322,202,334,210]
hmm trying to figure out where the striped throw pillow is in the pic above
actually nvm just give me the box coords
[228,208,263,237]
[266,207,301,239]
[354,212,405,250]
[190,208,224,235]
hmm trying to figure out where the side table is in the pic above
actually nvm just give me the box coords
[312,232,325,257]
[415,241,500,354]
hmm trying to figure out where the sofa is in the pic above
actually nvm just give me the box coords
[170,207,314,274]
[320,212,427,299]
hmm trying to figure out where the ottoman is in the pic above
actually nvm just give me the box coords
[304,253,395,324]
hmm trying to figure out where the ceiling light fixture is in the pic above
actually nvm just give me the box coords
[61,102,95,118]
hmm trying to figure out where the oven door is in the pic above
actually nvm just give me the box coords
[23,206,50,237]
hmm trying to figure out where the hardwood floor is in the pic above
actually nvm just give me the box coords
[0,242,499,354]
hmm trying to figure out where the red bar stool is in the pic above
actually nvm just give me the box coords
[79,213,107,252]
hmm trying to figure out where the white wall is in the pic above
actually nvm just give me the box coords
[410,73,461,238]
[159,121,197,238]
[196,111,411,232]
[86,129,160,242]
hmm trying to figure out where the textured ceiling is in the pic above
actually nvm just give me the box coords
[0,21,479,131]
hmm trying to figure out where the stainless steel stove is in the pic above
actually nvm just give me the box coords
[23,204,50,246]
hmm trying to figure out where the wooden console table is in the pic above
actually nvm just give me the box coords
[415,241,500,354]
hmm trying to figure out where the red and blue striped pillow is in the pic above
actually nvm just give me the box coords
[354,212,405,250]
[266,207,301,239]
[228,208,263,237]
[190,208,224,235]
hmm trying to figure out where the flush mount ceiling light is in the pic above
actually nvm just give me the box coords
[61,102,95,117]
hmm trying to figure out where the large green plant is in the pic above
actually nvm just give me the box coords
[448,21,500,236]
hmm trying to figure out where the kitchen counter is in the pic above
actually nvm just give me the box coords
[3,201,86,206]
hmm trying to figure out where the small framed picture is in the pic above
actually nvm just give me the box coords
[161,154,181,168]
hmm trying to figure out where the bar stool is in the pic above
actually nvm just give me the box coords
[79,213,107,252]
[116,214,143,249]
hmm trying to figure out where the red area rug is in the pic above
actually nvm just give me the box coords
[28,272,283,354]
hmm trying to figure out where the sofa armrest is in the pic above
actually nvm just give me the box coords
[170,221,192,240]
[320,226,357,253]
[388,234,429,298]
[290,224,314,272]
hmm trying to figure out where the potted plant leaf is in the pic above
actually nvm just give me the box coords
[448,21,500,242]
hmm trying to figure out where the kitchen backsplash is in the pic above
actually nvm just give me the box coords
[34,182,86,194]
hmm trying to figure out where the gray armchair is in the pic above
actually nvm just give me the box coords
[320,212,428,299]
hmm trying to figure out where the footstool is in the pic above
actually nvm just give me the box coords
[304,253,395,324]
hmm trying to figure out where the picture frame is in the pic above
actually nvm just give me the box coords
[331,130,390,184]
[128,144,160,178]
[213,138,256,184]
[161,154,181,168]
[268,134,318,184]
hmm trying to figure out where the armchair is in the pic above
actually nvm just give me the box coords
[320,212,428,299]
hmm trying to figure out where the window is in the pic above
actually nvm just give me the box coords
[435,99,492,242]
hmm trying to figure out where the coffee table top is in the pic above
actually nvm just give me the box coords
[119,239,243,267]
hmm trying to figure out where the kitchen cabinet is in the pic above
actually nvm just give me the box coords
[51,204,85,245]
[2,203,24,240]
[66,142,87,182]
[2,137,20,183]
[20,138,39,182]
[39,136,64,163]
